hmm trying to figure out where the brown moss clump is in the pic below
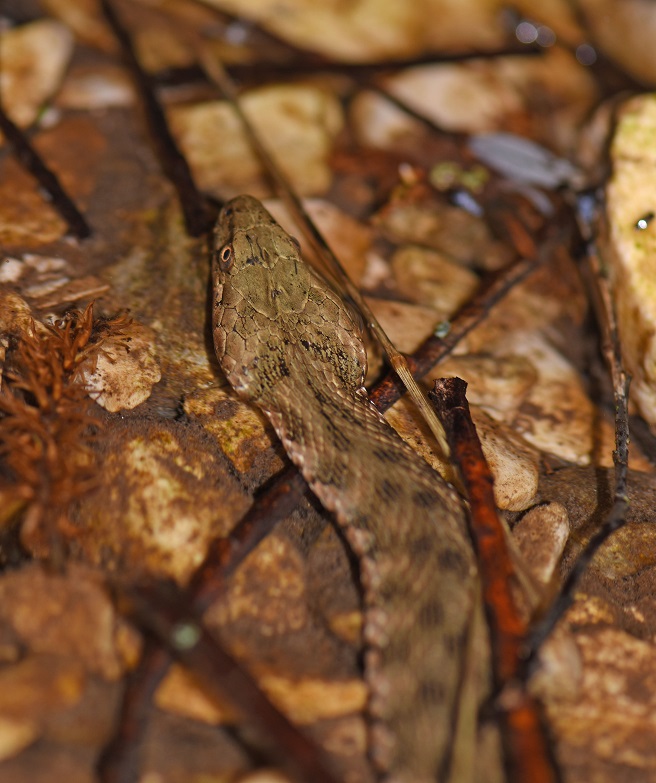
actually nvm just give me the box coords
[0,303,129,558]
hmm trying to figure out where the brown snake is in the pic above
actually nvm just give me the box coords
[211,195,477,783]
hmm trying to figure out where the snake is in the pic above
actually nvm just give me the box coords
[211,195,477,783]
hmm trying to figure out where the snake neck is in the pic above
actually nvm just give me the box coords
[260,363,476,783]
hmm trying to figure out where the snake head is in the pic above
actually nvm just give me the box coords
[212,195,367,403]
[212,196,312,321]
[211,195,314,393]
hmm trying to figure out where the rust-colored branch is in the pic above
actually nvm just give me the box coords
[189,467,307,611]
[430,378,524,681]
[430,377,557,783]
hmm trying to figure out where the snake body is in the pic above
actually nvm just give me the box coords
[212,195,476,782]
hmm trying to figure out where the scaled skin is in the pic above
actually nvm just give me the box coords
[212,195,476,782]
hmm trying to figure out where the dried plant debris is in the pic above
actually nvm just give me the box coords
[0,301,138,556]
[0,254,109,309]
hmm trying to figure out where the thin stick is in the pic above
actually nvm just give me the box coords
[115,582,341,783]
[197,46,453,461]
[97,640,170,783]
[430,378,557,783]
[99,0,213,237]
[189,468,307,610]
[0,101,91,239]
[370,252,539,411]
[523,220,631,667]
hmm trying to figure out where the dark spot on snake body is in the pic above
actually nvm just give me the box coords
[437,548,467,573]
[372,446,401,465]
[278,357,290,377]
[417,600,445,628]
[387,634,410,660]
[300,339,311,350]
[312,387,329,407]
[408,534,435,557]
[285,410,306,443]
[327,421,352,452]
[380,478,402,502]
[271,288,282,298]
[320,456,349,490]
[413,488,440,509]
[246,255,259,265]
[349,510,370,531]
[443,632,465,657]
[420,679,447,703]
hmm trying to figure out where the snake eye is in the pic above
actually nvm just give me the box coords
[216,244,234,271]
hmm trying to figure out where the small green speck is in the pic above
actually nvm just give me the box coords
[429,162,489,193]
[461,165,489,193]
[434,321,451,338]
[430,162,460,190]
[170,622,201,650]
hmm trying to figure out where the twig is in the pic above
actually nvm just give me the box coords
[113,581,341,783]
[152,43,541,92]
[0,100,91,238]
[430,378,524,681]
[189,468,307,610]
[369,207,573,411]
[523,225,631,666]
[98,0,213,236]
[430,378,557,783]
[100,466,311,782]
[97,640,170,783]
